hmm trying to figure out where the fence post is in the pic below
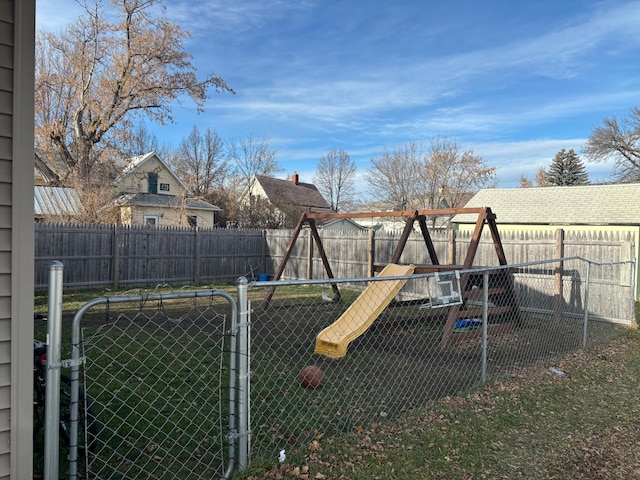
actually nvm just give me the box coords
[582,261,591,349]
[481,270,489,384]
[630,260,636,324]
[448,229,456,266]
[554,229,565,319]
[194,227,200,285]
[307,228,314,279]
[261,229,268,276]
[367,229,375,277]
[112,223,120,290]
[236,277,250,472]
[44,261,64,480]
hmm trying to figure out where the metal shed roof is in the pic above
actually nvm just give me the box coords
[34,186,84,217]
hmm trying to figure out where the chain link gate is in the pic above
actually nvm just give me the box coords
[45,279,250,480]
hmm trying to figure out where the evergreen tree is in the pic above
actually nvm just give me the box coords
[547,149,589,186]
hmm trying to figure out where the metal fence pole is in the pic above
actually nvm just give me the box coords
[224,292,239,480]
[44,261,64,480]
[481,271,489,384]
[582,261,591,350]
[236,277,250,472]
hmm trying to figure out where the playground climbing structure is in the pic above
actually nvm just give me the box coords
[261,207,520,348]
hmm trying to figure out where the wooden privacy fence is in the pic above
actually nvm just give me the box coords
[267,228,636,279]
[34,223,265,289]
[35,223,636,293]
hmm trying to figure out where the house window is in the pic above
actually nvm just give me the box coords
[148,173,158,194]
[187,215,198,227]
[143,215,159,227]
[160,183,170,192]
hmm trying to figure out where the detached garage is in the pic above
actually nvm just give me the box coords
[455,184,640,298]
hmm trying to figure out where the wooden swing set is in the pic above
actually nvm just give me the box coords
[262,206,520,346]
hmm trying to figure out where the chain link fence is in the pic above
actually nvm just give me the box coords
[246,257,634,464]
[44,256,634,478]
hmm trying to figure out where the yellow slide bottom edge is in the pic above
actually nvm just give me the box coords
[314,263,415,359]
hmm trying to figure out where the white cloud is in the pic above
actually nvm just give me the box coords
[468,138,616,187]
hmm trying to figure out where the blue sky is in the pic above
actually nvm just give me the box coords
[36,0,640,193]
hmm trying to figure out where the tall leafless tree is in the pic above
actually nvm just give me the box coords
[520,167,552,188]
[171,125,229,198]
[113,123,170,160]
[226,133,281,186]
[364,142,425,210]
[421,137,496,211]
[314,149,356,212]
[34,0,233,188]
[365,138,495,214]
[584,106,640,182]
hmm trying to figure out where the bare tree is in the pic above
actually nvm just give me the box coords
[34,0,233,188]
[113,123,170,159]
[422,137,496,210]
[584,106,640,182]
[365,139,495,215]
[520,167,551,188]
[536,167,551,187]
[314,149,356,212]
[364,142,425,210]
[519,175,533,188]
[171,125,229,197]
[227,133,281,186]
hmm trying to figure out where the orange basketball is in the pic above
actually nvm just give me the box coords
[300,365,324,389]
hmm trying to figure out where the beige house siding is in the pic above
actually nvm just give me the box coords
[126,205,215,228]
[116,153,184,196]
[115,152,220,227]
[0,0,35,477]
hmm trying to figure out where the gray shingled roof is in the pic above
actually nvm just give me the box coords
[456,183,640,226]
[115,193,221,211]
[255,175,332,212]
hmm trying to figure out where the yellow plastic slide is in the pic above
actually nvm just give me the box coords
[314,263,415,359]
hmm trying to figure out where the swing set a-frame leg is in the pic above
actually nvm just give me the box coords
[260,213,340,309]
[440,207,519,347]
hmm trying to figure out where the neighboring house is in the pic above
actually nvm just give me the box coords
[34,186,84,222]
[355,191,475,233]
[454,183,640,296]
[113,151,221,228]
[317,217,369,233]
[240,173,334,224]
[352,215,410,233]
[3,1,36,477]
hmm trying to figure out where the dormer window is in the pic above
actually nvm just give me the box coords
[160,183,170,192]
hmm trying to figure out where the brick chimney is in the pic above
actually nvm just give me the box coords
[291,172,299,184]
